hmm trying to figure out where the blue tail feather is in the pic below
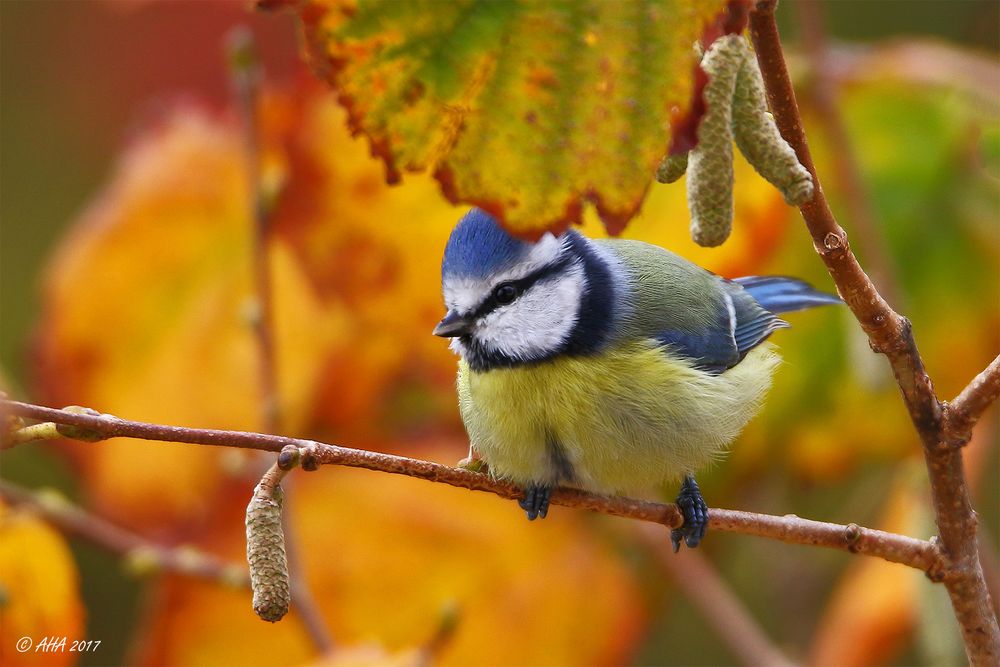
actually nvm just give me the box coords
[734,276,841,315]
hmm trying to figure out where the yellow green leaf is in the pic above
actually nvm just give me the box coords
[0,502,85,667]
[282,0,727,237]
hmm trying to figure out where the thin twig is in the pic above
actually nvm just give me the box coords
[0,479,249,586]
[229,26,279,435]
[946,354,1000,444]
[749,2,999,663]
[751,2,939,442]
[709,507,942,573]
[281,486,335,653]
[636,523,798,667]
[3,422,61,448]
[228,27,334,652]
[0,399,946,574]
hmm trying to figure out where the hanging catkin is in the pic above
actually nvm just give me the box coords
[686,34,744,247]
[656,35,814,247]
[246,474,290,622]
[731,39,813,205]
[656,152,689,184]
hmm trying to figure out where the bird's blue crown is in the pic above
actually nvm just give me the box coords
[442,209,532,280]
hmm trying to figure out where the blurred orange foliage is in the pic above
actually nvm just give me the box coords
[0,501,85,667]
[808,463,930,666]
[131,457,645,666]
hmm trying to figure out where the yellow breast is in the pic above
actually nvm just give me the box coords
[457,340,779,494]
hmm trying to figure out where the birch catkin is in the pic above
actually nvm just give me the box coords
[656,152,689,184]
[731,39,814,205]
[657,36,814,247]
[687,34,744,247]
[246,474,289,622]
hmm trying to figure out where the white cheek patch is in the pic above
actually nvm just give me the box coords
[442,233,566,314]
[474,261,585,360]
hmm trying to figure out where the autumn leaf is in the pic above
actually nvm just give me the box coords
[0,501,85,667]
[304,644,424,667]
[131,451,646,667]
[269,0,728,238]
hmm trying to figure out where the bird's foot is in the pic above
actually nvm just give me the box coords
[456,453,487,474]
[518,485,551,521]
[671,475,708,552]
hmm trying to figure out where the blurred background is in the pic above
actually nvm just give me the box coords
[1,1,998,666]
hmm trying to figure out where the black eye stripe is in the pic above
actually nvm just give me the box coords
[470,255,573,319]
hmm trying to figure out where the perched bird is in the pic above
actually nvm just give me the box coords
[435,208,839,550]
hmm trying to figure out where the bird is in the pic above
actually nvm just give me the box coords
[434,208,840,550]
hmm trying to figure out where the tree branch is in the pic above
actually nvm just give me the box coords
[229,26,279,434]
[228,26,334,652]
[636,523,797,667]
[749,2,999,663]
[0,398,946,575]
[279,480,335,653]
[0,479,249,587]
[749,1,939,440]
[946,354,1000,444]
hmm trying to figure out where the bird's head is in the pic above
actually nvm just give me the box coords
[435,209,594,371]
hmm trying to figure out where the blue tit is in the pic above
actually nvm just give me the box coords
[434,208,839,550]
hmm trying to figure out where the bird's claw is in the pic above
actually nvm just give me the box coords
[671,475,708,552]
[518,485,551,521]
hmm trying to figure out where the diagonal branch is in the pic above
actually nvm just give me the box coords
[749,2,999,663]
[0,479,249,587]
[636,523,797,667]
[749,1,939,442]
[946,354,1000,444]
[0,398,945,574]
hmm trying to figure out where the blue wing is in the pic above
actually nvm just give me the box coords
[655,277,839,375]
[733,276,842,313]
[655,284,787,374]
[597,239,839,375]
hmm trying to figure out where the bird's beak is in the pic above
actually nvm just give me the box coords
[433,310,473,337]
